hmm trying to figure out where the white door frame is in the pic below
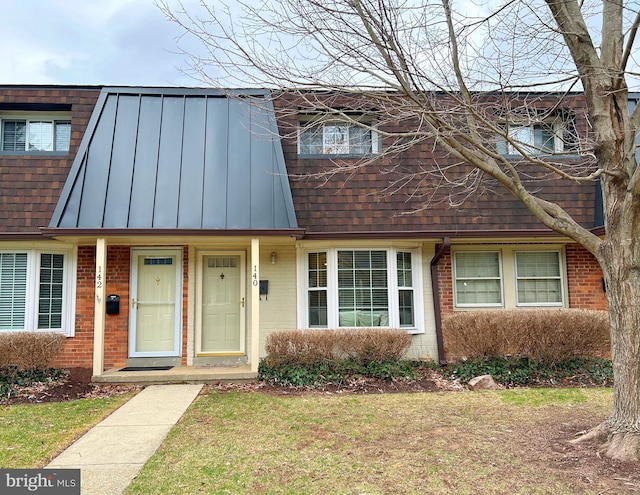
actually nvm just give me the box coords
[129,248,183,358]
[195,250,246,355]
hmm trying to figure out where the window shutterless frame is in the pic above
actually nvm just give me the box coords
[453,251,504,308]
[297,116,381,156]
[299,247,423,333]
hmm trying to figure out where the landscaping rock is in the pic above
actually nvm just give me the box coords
[468,374,497,391]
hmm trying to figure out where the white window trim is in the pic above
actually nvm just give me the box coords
[297,117,381,155]
[498,118,565,156]
[514,250,565,308]
[453,250,504,308]
[0,111,72,152]
[452,246,568,310]
[297,246,424,334]
[0,246,76,336]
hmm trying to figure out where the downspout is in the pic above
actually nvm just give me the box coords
[430,237,450,365]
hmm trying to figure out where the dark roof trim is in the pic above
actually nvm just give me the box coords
[0,232,54,240]
[102,86,271,97]
[301,228,569,240]
[41,228,306,239]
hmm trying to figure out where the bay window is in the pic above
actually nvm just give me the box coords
[304,248,422,332]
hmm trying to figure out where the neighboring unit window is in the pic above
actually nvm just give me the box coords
[0,250,72,333]
[305,248,420,330]
[299,120,380,155]
[0,253,28,330]
[38,254,64,329]
[1,119,71,152]
[515,251,563,306]
[454,252,503,307]
[496,120,562,156]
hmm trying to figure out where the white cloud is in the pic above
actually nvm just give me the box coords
[0,0,197,85]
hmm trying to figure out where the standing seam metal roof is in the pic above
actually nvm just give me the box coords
[49,88,298,230]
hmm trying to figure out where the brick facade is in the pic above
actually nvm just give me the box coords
[55,245,191,370]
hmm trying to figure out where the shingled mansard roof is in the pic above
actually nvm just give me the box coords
[50,87,298,233]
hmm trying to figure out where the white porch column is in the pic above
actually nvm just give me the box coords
[92,238,106,377]
[251,238,260,372]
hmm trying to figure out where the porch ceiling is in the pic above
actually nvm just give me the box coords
[50,87,298,231]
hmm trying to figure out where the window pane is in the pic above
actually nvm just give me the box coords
[55,121,71,151]
[299,126,323,154]
[455,252,502,306]
[455,252,500,278]
[338,250,388,327]
[397,252,413,287]
[2,121,26,151]
[28,121,54,151]
[308,252,327,288]
[533,125,555,153]
[399,290,414,327]
[456,279,502,305]
[516,251,560,277]
[517,279,562,304]
[309,290,327,327]
[323,124,349,154]
[38,253,64,329]
[516,251,563,305]
[349,126,372,154]
[0,253,28,330]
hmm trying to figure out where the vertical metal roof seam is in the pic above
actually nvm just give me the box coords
[224,98,231,229]
[72,153,89,228]
[198,96,208,228]
[125,94,143,228]
[150,95,165,228]
[174,95,187,228]
[100,93,120,228]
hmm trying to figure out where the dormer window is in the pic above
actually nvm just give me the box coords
[298,117,381,156]
[495,108,579,157]
[1,116,71,152]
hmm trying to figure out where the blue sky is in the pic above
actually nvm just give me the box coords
[0,0,200,86]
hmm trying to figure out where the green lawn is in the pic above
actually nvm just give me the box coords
[127,388,615,495]
[0,394,134,468]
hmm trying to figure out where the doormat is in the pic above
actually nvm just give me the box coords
[119,366,174,371]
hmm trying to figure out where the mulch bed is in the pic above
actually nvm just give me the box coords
[1,368,138,405]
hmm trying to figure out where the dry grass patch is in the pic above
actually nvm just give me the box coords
[125,388,637,495]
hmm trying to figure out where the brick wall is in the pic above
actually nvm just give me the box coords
[55,245,191,370]
[0,87,101,232]
[566,244,607,310]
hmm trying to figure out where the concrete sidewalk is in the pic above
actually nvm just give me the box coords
[47,384,203,495]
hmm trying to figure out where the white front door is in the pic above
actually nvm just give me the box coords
[197,252,246,354]
[129,249,182,357]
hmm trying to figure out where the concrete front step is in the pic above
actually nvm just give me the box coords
[93,365,257,384]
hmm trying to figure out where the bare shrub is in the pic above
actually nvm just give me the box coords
[265,329,412,366]
[337,329,413,364]
[0,332,67,370]
[443,309,610,364]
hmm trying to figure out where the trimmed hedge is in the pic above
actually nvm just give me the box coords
[264,329,412,366]
[443,309,610,365]
[0,332,66,370]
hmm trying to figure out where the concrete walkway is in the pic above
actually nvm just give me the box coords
[46,384,203,495]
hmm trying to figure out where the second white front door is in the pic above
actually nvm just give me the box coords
[197,252,246,354]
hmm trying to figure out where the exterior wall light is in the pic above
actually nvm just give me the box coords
[271,252,277,264]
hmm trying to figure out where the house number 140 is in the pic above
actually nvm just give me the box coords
[252,265,258,286]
